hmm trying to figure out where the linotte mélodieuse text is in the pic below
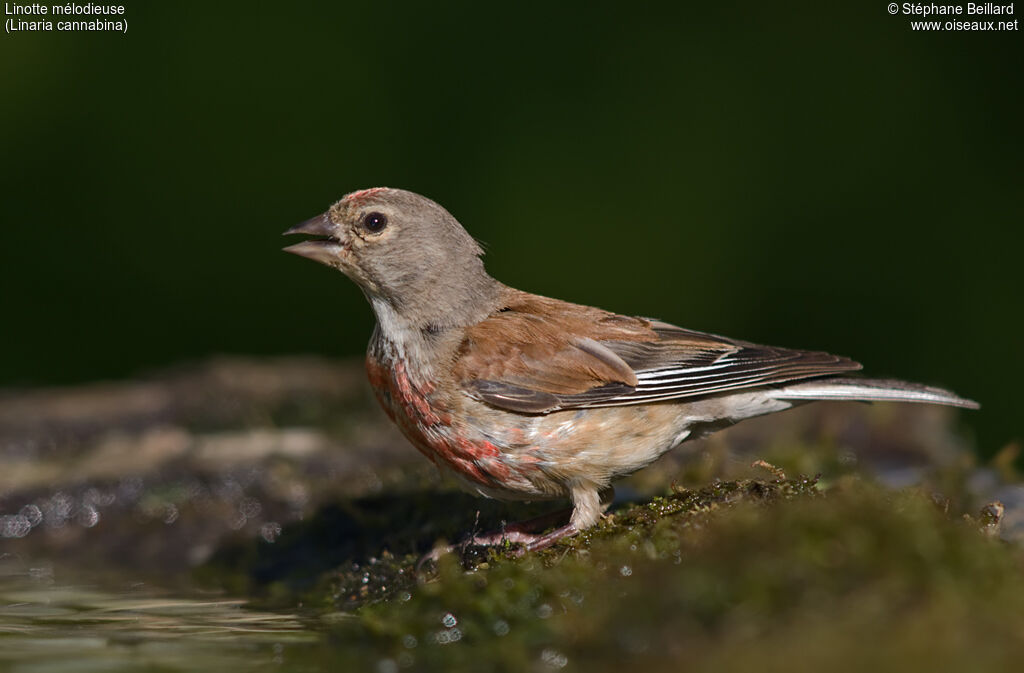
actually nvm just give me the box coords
[5,3,126,33]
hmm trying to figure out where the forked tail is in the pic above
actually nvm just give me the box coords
[771,377,979,409]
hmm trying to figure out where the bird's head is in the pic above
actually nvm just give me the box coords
[284,188,501,330]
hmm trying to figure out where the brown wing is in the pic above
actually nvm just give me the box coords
[455,289,862,414]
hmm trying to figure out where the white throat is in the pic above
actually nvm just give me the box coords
[369,297,437,377]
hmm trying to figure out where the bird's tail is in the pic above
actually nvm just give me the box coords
[771,377,979,410]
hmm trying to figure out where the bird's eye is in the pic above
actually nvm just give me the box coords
[362,212,388,233]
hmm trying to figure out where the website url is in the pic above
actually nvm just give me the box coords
[911,18,1019,28]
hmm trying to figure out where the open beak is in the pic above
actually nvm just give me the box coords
[282,213,346,266]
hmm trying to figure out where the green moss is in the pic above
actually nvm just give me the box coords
[268,478,1020,671]
[199,473,1024,671]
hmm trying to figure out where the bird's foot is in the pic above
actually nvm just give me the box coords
[467,522,579,553]
[418,511,579,569]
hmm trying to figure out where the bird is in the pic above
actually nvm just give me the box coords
[283,187,978,551]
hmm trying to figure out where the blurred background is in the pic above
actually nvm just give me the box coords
[1,0,1020,455]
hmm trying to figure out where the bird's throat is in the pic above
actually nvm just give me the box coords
[367,277,503,381]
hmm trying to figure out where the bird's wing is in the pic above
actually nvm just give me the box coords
[455,291,862,414]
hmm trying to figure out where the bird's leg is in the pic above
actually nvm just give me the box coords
[421,484,616,567]
[464,508,575,550]
[472,484,615,551]
[418,484,617,568]
[417,508,573,568]
[476,483,615,551]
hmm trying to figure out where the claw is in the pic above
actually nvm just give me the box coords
[415,513,580,570]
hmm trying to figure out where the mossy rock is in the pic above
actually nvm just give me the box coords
[204,476,1023,671]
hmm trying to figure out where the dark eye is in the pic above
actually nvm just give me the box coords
[362,212,388,233]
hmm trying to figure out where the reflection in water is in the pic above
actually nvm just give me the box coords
[0,561,318,673]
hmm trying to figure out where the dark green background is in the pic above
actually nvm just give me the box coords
[1,1,1020,453]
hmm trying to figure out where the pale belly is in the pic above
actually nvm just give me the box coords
[368,350,796,503]
[457,399,695,495]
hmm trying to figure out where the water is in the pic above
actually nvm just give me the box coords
[0,560,318,673]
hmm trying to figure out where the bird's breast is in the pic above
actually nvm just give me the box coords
[365,349,540,495]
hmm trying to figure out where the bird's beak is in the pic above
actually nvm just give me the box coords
[282,213,346,266]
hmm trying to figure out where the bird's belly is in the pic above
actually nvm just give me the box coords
[366,354,782,501]
[458,391,798,488]
[483,402,696,483]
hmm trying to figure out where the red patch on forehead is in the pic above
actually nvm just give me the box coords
[345,187,388,205]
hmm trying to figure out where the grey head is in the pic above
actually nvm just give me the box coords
[284,188,503,334]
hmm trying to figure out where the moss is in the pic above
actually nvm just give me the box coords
[197,469,1024,671]
[249,477,1021,671]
